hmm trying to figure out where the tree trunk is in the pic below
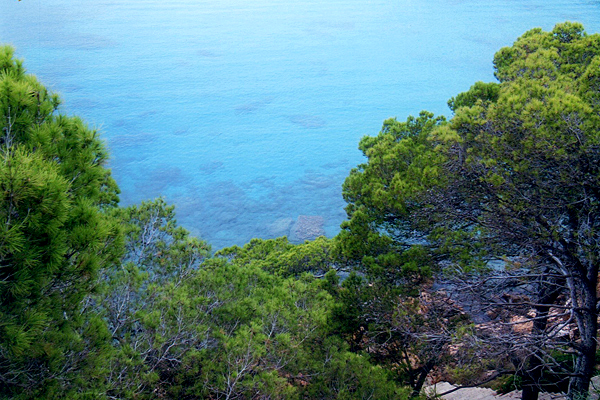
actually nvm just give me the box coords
[569,317,596,400]
[521,377,541,400]
[410,359,436,399]
[521,271,562,400]
[567,262,598,400]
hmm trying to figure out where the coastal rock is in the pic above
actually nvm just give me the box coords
[289,215,325,243]
[423,382,561,400]
[590,375,600,400]
[267,217,294,237]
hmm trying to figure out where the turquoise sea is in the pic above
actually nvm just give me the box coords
[2,0,600,249]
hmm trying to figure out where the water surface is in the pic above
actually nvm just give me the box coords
[2,0,599,248]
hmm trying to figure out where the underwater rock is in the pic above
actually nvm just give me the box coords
[267,217,294,237]
[288,114,326,129]
[289,215,325,243]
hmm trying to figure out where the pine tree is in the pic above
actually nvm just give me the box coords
[0,45,122,399]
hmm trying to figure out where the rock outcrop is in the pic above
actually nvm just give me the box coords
[289,215,325,243]
[423,382,564,400]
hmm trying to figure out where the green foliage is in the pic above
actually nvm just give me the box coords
[185,260,333,399]
[447,81,500,112]
[490,374,522,395]
[217,235,337,277]
[434,22,600,282]
[493,22,600,82]
[335,22,600,398]
[335,112,465,397]
[99,200,407,399]
[385,22,600,398]
[302,341,411,400]
[6,21,598,399]
[338,111,445,285]
[325,272,370,343]
[0,45,122,398]
[344,111,446,219]
[116,198,209,282]
[97,199,210,397]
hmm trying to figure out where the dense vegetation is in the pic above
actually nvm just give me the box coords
[0,22,598,400]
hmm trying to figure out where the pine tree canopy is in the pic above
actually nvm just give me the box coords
[0,45,123,398]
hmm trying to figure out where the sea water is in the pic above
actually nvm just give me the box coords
[2,0,600,249]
